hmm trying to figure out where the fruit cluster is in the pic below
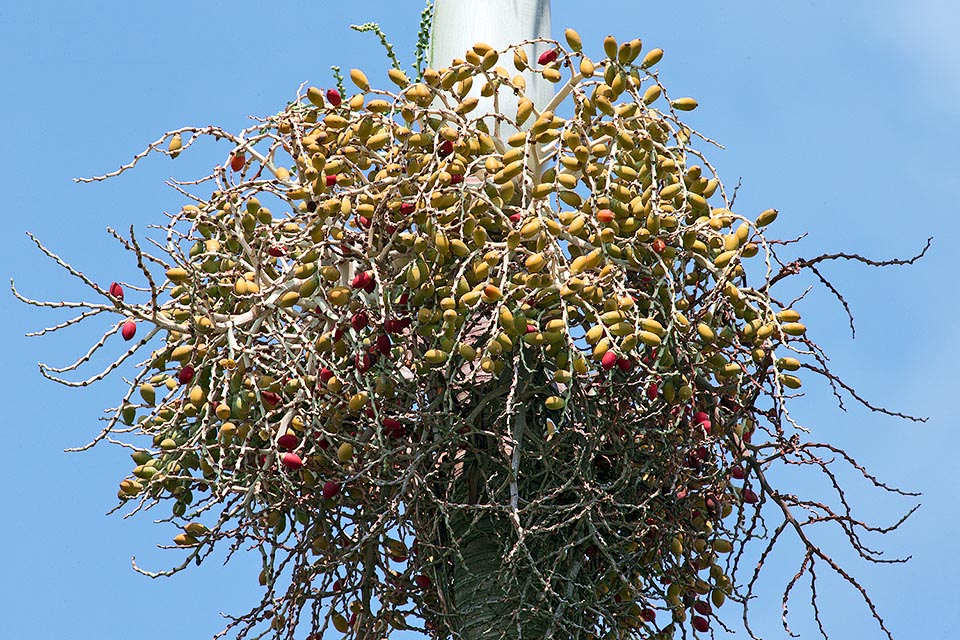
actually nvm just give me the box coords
[16,25,919,640]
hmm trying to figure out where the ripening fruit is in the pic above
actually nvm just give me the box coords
[322,480,341,498]
[326,88,342,107]
[281,452,303,470]
[109,282,124,300]
[230,153,245,172]
[121,320,136,341]
[168,133,182,158]
[538,48,559,65]
[692,616,710,632]
[414,574,432,589]
[178,365,195,385]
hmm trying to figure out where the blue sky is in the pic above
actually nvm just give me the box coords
[1,1,956,638]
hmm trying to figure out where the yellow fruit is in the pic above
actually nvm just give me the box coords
[639,318,665,337]
[168,133,182,158]
[638,331,662,347]
[756,208,778,226]
[545,395,566,410]
[712,539,733,554]
[564,28,583,52]
[387,68,409,88]
[278,291,300,308]
[641,48,663,69]
[781,322,807,336]
[671,97,698,111]
[776,357,801,371]
[139,383,156,405]
[337,442,354,463]
[306,87,325,107]
[603,35,618,59]
[776,309,801,322]
[579,57,595,78]
[425,349,448,365]
[350,68,370,91]
[642,85,662,105]
[173,533,198,546]
[332,612,350,633]
[697,323,716,342]
[781,374,802,389]
[166,267,189,283]
[348,392,369,412]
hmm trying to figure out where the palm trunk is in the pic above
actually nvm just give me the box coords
[429,5,552,636]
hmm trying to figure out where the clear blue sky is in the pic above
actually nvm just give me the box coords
[1,1,955,638]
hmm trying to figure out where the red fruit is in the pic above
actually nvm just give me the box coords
[383,319,399,334]
[326,88,341,106]
[640,608,656,622]
[438,140,453,157]
[318,438,330,450]
[694,411,711,434]
[652,238,667,254]
[277,433,298,450]
[616,357,633,372]
[731,466,746,480]
[383,418,405,439]
[509,212,522,224]
[692,615,710,632]
[399,202,415,215]
[355,352,373,373]
[108,282,124,300]
[694,601,712,616]
[351,310,369,332]
[230,153,245,172]
[538,48,559,65]
[268,246,285,258]
[414,574,432,589]
[601,351,618,370]
[322,480,341,498]
[121,320,136,341]
[375,334,391,355]
[333,579,343,592]
[647,383,659,400]
[742,488,759,504]
[319,367,334,383]
[351,270,372,290]
[332,326,344,342]
[326,174,337,187]
[262,391,281,407]
[357,215,371,229]
[281,452,303,470]
[597,208,615,223]
[178,365,195,385]
[449,173,463,185]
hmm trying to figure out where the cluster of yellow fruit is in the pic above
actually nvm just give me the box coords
[106,29,813,640]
